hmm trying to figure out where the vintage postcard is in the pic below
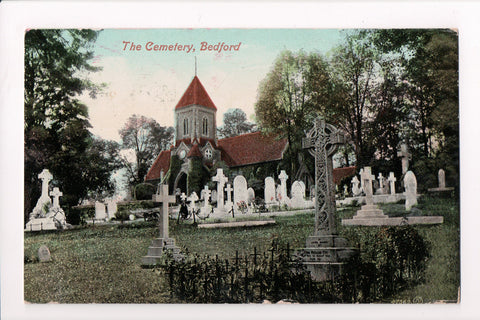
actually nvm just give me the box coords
[1,1,478,320]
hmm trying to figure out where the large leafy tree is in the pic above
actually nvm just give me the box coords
[217,108,257,139]
[255,50,335,177]
[119,114,174,187]
[24,29,120,224]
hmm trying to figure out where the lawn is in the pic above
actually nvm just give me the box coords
[24,195,459,303]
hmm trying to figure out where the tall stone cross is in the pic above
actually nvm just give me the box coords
[49,187,63,208]
[397,143,411,174]
[388,172,396,195]
[38,169,53,200]
[225,183,233,206]
[361,167,375,205]
[278,170,289,205]
[157,184,176,239]
[302,118,345,235]
[212,169,228,209]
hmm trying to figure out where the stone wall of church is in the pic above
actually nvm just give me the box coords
[174,105,216,142]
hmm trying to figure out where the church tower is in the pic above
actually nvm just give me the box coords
[174,76,217,144]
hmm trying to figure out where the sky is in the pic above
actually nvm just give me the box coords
[79,29,346,142]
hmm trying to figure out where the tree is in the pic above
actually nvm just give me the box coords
[24,29,119,223]
[255,50,335,177]
[119,114,174,187]
[217,108,256,138]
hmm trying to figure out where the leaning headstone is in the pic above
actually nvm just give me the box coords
[298,118,356,281]
[351,176,362,196]
[233,175,248,209]
[38,245,51,262]
[95,201,107,221]
[142,184,182,266]
[264,177,276,204]
[404,171,418,211]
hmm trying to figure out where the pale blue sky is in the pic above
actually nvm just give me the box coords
[80,29,346,141]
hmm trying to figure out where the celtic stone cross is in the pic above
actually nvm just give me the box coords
[302,118,345,235]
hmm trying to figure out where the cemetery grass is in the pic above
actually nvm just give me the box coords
[24,196,459,303]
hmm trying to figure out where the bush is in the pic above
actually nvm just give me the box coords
[134,183,156,200]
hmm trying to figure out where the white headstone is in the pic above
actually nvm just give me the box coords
[38,245,51,262]
[188,192,199,211]
[203,185,211,208]
[49,187,63,209]
[291,181,306,208]
[212,169,228,209]
[359,168,365,192]
[264,177,276,204]
[387,172,397,195]
[247,188,255,204]
[351,176,362,196]
[278,170,289,205]
[404,171,417,211]
[233,175,248,209]
[95,201,107,220]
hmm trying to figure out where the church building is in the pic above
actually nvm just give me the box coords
[145,76,289,194]
[145,75,355,195]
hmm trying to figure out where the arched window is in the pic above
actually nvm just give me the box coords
[202,117,208,136]
[205,148,213,159]
[183,118,189,135]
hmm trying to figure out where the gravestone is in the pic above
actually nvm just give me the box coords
[95,201,107,220]
[233,175,248,209]
[351,176,362,196]
[428,169,454,192]
[264,177,276,204]
[212,169,228,210]
[376,173,384,194]
[298,118,356,281]
[25,169,69,231]
[388,172,397,195]
[188,192,199,212]
[247,188,255,204]
[106,200,117,220]
[351,167,387,220]
[359,168,365,193]
[404,171,418,211]
[291,181,306,208]
[397,143,412,175]
[278,170,289,205]
[142,184,182,265]
[211,190,217,204]
[38,245,51,262]
[225,183,233,211]
[201,186,212,215]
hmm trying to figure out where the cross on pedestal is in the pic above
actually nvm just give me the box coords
[156,184,176,239]
[302,118,345,235]
[278,170,289,205]
[212,169,228,209]
[38,169,53,199]
[397,143,411,175]
[49,187,63,208]
[225,183,233,207]
[361,167,375,205]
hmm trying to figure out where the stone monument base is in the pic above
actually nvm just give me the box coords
[427,187,454,193]
[352,204,387,220]
[342,215,444,226]
[298,235,357,281]
[141,237,183,266]
[25,217,68,231]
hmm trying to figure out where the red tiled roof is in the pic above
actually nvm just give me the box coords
[332,166,356,185]
[175,76,217,110]
[145,150,171,181]
[217,132,288,167]
[187,144,202,158]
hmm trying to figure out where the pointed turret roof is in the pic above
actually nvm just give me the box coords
[175,76,217,110]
